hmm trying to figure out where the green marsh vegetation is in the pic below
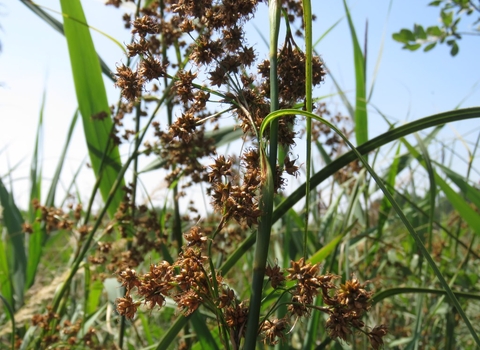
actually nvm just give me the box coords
[0,0,479,349]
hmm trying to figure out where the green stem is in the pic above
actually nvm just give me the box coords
[244,0,281,348]
[302,0,313,259]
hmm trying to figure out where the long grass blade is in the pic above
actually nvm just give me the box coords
[313,17,343,48]
[274,107,480,222]
[45,110,79,207]
[435,174,480,235]
[373,287,480,304]
[435,163,480,208]
[60,0,125,219]
[0,178,26,308]
[376,143,401,238]
[343,0,368,145]
[28,90,44,221]
[154,314,190,350]
[25,91,45,289]
[414,134,436,245]
[0,237,13,316]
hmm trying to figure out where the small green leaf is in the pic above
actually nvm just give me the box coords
[414,24,427,39]
[424,42,437,52]
[426,25,443,36]
[405,43,422,51]
[450,40,459,55]
[441,10,453,26]
[402,28,416,41]
[392,32,407,43]
[428,0,442,6]
[393,28,416,42]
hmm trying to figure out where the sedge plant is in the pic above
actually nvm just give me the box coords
[0,1,479,349]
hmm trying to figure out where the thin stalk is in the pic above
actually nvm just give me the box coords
[160,1,182,251]
[118,102,142,349]
[244,0,281,348]
[302,0,313,259]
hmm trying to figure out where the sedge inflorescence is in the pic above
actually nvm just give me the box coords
[117,246,387,348]
[107,0,387,348]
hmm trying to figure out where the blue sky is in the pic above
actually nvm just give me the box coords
[0,0,479,207]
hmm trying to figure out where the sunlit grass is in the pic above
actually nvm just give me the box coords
[0,0,479,349]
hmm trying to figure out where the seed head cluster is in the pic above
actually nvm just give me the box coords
[106,0,387,348]
[263,259,388,348]
[115,226,252,347]
[30,308,101,349]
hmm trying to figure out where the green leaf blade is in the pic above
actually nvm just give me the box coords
[343,0,368,146]
[60,0,124,218]
[0,178,27,308]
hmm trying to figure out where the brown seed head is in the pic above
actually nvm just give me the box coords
[116,295,141,320]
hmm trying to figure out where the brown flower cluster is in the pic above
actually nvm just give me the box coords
[224,301,250,345]
[150,120,216,187]
[258,35,325,104]
[114,12,167,103]
[208,151,262,227]
[207,146,300,228]
[116,226,239,319]
[107,1,384,347]
[261,317,288,345]
[23,199,89,238]
[262,259,387,348]
[88,184,167,275]
[110,0,314,223]
[30,308,100,349]
[281,0,318,35]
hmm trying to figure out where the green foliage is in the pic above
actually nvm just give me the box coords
[1,0,479,349]
[393,0,480,56]
[0,178,27,309]
[60,0,125,219]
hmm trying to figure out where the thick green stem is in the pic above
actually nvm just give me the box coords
[302,0,313,259]
[244,0,281,348]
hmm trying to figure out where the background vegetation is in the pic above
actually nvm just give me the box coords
[0,0,479,349]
